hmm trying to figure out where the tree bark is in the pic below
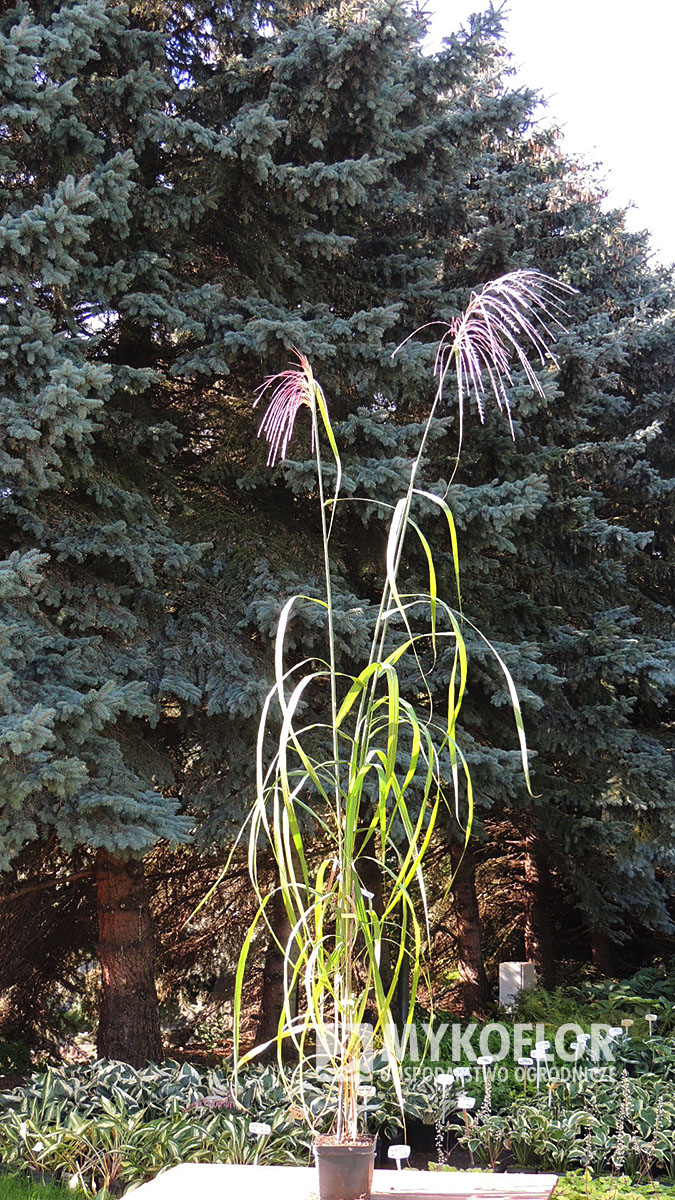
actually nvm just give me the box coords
[449,838,489,1015]
[589,927,613,975]
[256,878,297,1053]
[96,849,163,1066]
[355,828,402,1026]
[523,834,556,989]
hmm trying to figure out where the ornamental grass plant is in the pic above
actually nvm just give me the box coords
[234,270,572,1143]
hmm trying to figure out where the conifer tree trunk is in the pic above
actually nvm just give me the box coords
[96,850,163,1066]
[357,829,400,1025]
[589,928,613,975]
[449,839,489,1015]
[523,834,556,988]
[256,877,297,1052]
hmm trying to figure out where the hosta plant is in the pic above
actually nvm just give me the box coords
[0,1096,308,1197]
[233,271,572,1149]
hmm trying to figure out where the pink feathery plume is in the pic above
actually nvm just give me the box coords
[435,269,575,436]
[255,350,316,466]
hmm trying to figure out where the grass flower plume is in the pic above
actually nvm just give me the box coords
[437,269,574,434]
[255,350,316,466]
[396,268,574,441]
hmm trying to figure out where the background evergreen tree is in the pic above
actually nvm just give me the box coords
[430,132,675,985]
[1,0,673,1052]
[179,0,675,1008]
[0,0,221,1062]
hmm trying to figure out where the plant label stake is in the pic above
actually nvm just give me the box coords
[531,1046,549,1091]
[388,1146,410,1171]
[436,1072,454,1123]
[453,1067,472,1084]
[358,1086,377,1117]
[455,1094,475,1151]
[249,1122,271,1165]
[569,1042,583,1080]
[477,1054,493,1088]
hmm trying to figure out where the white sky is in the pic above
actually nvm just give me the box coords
[428,1,675,267]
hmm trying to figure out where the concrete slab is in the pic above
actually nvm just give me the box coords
[126,1163,558,1200]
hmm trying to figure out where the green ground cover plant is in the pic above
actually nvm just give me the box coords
[513,971,675,1035]
[0,1059,442,1193]
[0,1061,308,1194]
[3,1025,675,1191]
[4,1024,675,1190]
[444,1066,675,1176]
[430,1169,675,1200]
[0,1046,31,1077]
[0,1175,72,1200]
[556,1173,675,1200]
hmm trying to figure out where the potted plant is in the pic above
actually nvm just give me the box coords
[233,270,571,1200]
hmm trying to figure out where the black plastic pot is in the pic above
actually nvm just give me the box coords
[314,1138,376,1200]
